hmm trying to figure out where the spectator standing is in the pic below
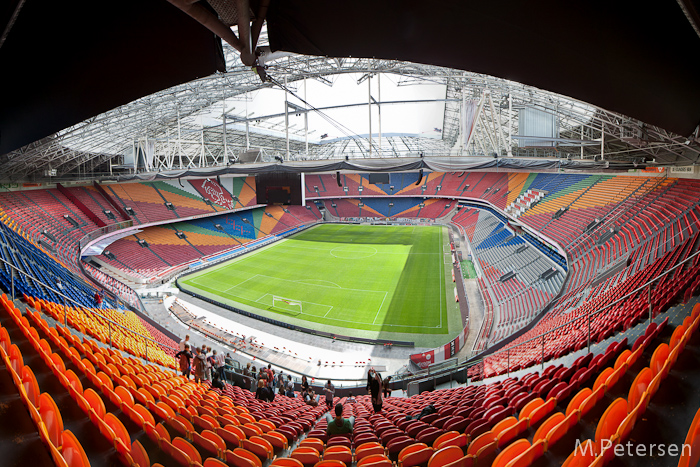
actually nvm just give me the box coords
[213,350,225,379]
[383,375,392,398]
[193,348,206,384]
[367,369,383,413]
[175,344,193,378]
[265,364,274,386]
[285,375,295,397]
[277,372,286,394]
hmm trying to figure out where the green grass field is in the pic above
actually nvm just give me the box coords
[178,224,460,344]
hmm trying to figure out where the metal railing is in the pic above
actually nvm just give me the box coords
[78,220,134,251]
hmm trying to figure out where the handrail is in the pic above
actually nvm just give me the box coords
[1,255,179,356]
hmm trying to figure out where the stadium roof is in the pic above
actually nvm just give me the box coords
[1,0,699,182]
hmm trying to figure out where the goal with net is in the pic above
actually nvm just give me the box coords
[271,296,303,315]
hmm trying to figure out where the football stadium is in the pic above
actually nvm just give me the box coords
[1,2,700,467]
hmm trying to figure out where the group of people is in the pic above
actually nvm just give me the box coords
[175,335,232,390]
[175,335,394,416]
[244,362,295,402]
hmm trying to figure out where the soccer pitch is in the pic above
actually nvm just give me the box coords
[178,224,460,344]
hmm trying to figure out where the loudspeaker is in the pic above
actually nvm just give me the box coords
[415,169,424,185]
[336,172,343,187]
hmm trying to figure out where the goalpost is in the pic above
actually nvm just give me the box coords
[271,296,303,315]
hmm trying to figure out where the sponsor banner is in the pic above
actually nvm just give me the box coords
[410,350,435,369]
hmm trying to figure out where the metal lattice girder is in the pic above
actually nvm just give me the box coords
[2,28,699,182]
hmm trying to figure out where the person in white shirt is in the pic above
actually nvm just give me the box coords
[179,334,190,352]
[214,350,225,379]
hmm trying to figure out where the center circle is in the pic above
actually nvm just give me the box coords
[330,245,377,259]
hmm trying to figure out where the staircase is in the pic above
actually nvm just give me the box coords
[505,189,547,218]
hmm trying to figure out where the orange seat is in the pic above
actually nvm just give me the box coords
[650,343,670,376]
[580,385,606,417]
[204,458,230,467]
[679,408,700,467]
[533,412,565,444]
[39,392,64,448]
[261,430,288,451]
[670,325,686,350]
[193,430,224,458]
[324,445,353,464]
[357,454,392,467]
[592,367,613,392]
[400,447,434,467]
[172,437,202,465]
[545,410,579,448]
[528,397,557,427]
[241,422,264,438]
[428,446,463,467]
[496,417,528,449]
[509,439,546,467]
[21,366,40,407]
[291,446,321,467]
[492,439,530,467]
[314,461,346,467]
[155,423,171,443]
[628,367,652,413]
[83,388,106,419]
[467,431,496,457]
[615,404,640,444]
[614,350,631,369]
[131,439,150,467]
[595,398,627,464]
[242,435,274,461]
[299,437,325,453]
[217,426,243,449]
[133,403,155,427]
[61,430,91,467]
[115,386,134,408]
[604,364,627,391]
[492,417,517,437]
[432,431,460,450]
[271,458,305,467]
[519,398,544,420]
[440,455,475,467]
[566,388,591,416]
[356,442,385,461]
[230,447,263,467]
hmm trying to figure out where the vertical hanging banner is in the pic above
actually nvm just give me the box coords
[463,99,479,149]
